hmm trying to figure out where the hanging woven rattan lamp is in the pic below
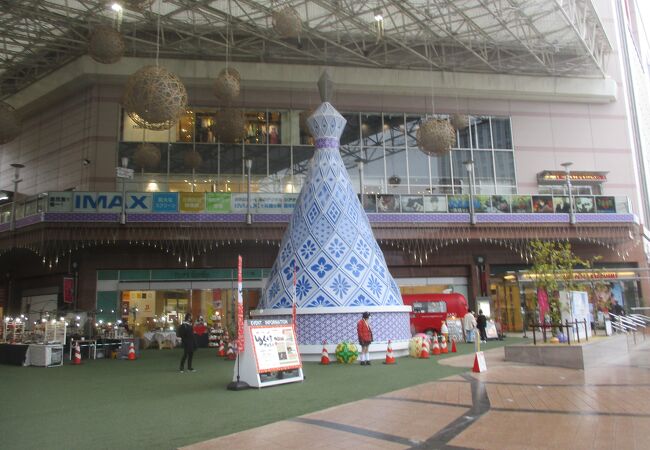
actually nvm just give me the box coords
[273,6,302,38]
[416,118,456,156]
[88,24,125,64]
[213,109,247,143]
[214,67,241,103]
[122,65,188,131]
[133,143,161,171]
[0,102,21,145]
[450,113,469,130]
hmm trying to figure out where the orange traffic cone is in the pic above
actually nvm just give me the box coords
[226,342,236,360]
[440,335,448,354]
[431,336,441,355]
[451,338,457,353]
[128,341,136,360]
[320,340,330,365]
[72,341,82,365]
[419,338,430,359]
[384,340,396,364]
[217,340,226,357]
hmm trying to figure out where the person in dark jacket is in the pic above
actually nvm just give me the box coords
[477,309,488,343]
[357,312,373,365]
[177,313,197,372]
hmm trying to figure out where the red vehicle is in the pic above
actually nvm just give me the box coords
[402,293,469,335]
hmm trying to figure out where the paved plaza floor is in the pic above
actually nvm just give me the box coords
[184,336,650,450]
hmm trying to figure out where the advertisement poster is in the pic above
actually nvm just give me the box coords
[490,196,510,213]
[237,256,244,353]
[400,195,424,212]
[250,325,301,373]
[180,192,206,212]
[596,196,616,213]
[152,192,178,212]
[423,195,447,212]
[205,193,231,212]
[63,277,74,304]
[123,193,153,213]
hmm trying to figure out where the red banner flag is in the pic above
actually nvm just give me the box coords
[63,277,74,304]
[537,287,549,320]
[237,255,244,353]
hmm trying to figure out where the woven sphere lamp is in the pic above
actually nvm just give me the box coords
[450,113,469,130]
[88,25,125,64]
[133,143,161,171]
[0,102,20,145]
[213,109,247,143]
[416,119,456,156]
[183,150,203,170]
[273,7,302,38]
[122,65,188,131]
[214,67,241,103]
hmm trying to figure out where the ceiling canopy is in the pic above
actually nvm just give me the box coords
[0,0,612,99]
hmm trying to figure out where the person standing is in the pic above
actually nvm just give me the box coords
[177,313,197,373]
[463,308,477,343]
[357,312,373,365]
[477,309,488,343]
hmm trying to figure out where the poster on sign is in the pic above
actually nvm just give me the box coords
[445,318,464,343]
[233,319,303,388]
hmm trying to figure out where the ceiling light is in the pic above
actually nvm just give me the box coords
[111,3,123,12]
[374,9,383,22]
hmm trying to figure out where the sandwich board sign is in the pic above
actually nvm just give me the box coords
[233,319,303,388]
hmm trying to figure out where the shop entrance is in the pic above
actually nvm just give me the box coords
[119,285,261,342]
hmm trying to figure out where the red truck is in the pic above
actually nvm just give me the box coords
[402,293,469,335]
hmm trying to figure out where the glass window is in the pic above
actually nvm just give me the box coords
[268,111,284,145]
[383,113,405,147]
[405,114,423,149]
[494,151,516,186]
[385,148,407,191]
[491,117,512,149]
[178,111,195,143]
[196,112,217,143]
[473,150,495,194]
[431,152,452,192]
[292,146,313,180]
[244,145,268,176]
[244,111,267,144]
[361,113,383,147]
[451,149,472,191]
[220,144,243,178]
[169,143,194,174]
[427,301,447,313]
[362,147,385,193]
[457,124,470,149]
[340,113,360,146]
[298,110,314,145]
[407,147,430,192]
[470,116,491,149]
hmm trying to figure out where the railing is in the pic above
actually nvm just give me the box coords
[0,191,633,224]
[528,318,590,345]
[609,313,648,345]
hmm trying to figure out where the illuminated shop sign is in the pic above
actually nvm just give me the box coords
[516,271,636,281]
[538,171,608,184]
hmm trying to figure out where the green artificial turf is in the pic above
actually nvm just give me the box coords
[0,338,524,450]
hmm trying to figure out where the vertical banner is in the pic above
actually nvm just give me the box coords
[237,255,244,353]
[537,288,549,320]
[63,277,74,304]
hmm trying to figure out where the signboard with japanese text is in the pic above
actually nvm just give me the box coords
[179,192,205,212]
[250,324,301,373]
[47,192,73,212]
[152,192,179,212]
[206,193,231,212]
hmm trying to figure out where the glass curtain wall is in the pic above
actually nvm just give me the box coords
[119,109,516,195]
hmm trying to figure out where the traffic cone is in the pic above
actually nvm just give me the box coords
[431,335,441,355]
[440,335,448,354]
[72,342,82,365]
[451,338,457,353]
[217,340,226,357]
[472,351,487,373]
[419,337,430,359]
[128,341,136,360]
[320,340,330,365]
[384,340,396,364]
[226,342,236,360]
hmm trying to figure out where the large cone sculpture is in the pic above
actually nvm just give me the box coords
[255,98,411,351]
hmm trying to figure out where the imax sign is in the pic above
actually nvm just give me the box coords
[72,192,153,213]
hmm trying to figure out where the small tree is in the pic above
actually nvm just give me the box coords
[528,240,593,333]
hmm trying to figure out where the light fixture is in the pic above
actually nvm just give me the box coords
[374,9,383,22]
[111,2,123,12]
